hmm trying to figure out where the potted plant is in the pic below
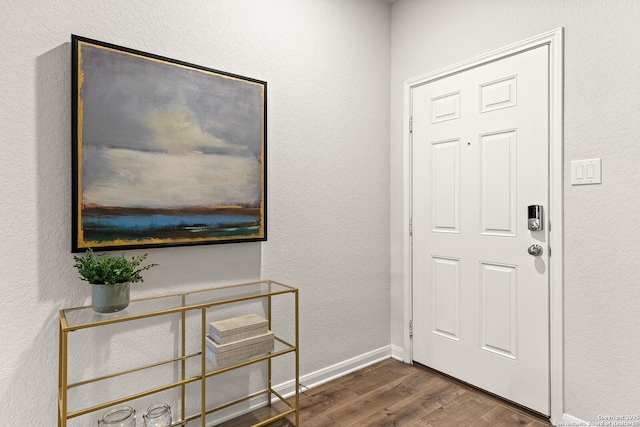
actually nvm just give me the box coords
[73,248,158,313]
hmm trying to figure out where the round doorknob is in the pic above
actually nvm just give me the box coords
[528,244,543,256]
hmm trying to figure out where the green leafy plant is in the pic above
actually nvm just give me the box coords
[73,248,158,285]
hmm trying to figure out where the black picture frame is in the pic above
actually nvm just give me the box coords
[72,35,267,252]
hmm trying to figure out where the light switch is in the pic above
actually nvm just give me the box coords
[571,159,601,185]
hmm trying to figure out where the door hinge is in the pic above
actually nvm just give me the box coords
[409,218,413,236]
[409,320,413,338]
[409,116,413,133]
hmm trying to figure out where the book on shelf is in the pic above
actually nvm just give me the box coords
[208,314,269,344]
[205,331,274,366]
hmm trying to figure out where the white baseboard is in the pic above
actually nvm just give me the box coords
[391,344,405,361]
[206,345,393,426]
[276,345,392,397]
[553,414,589,426]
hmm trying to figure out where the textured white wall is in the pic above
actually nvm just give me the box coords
[390,0,640,422]
[0,0,391,423]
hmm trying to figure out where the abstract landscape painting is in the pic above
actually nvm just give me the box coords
[72,36,266,251]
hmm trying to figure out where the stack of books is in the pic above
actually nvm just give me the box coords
[205,314,274,367]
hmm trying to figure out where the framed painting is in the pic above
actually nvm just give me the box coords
[71,35,267,252]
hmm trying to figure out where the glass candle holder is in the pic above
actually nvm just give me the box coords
[143,403,172,427]
[98,406,136,426]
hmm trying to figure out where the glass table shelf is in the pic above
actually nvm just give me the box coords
[61,280,296,330]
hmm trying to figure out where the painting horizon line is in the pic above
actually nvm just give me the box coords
[82,203,262,216]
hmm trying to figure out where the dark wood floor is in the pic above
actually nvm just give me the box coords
[221,358,552,427]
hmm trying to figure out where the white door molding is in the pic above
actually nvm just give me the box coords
[401,28,564,422]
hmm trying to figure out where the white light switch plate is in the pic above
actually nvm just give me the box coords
[571,158,601,185]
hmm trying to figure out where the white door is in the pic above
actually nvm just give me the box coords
[411,46,550,414]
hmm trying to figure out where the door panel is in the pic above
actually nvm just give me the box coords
[479,130,517,236]
[431,139,460,233]
[480,262,518,359]
[480,75,517,112]
[412,46,550,414]
[431,256,460,341]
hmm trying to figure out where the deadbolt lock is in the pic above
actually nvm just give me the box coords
[528,205,543,231]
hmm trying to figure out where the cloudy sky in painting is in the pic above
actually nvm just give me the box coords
[79,42,264,208]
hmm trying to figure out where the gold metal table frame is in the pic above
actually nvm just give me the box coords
[58,280,299,426]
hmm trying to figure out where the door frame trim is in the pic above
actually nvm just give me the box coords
[401,28,564,422]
